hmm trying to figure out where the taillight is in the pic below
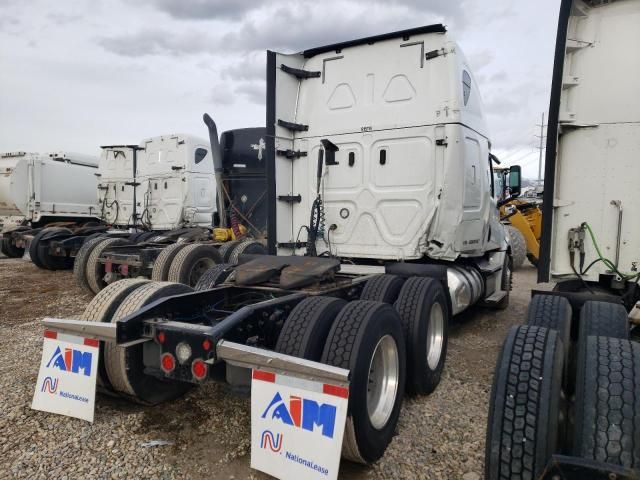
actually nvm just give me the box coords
[160,353,176,373]
[202,339,212,351]
[156,331,166,344]
[191,359,208,380]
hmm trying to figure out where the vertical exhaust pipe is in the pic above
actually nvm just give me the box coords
[203,113,227,227]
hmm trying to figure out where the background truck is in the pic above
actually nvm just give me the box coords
[485,1,640,478]
[42,24,513,467]
[73,129,268,294]
[0,151,102,266]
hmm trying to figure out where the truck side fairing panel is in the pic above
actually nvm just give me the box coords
[541,0,640,282]
[270,28,501,261]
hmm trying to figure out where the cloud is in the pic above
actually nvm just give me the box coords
[96,29,215,57]
[210,84,236,106]
[235,82,265,105]
[221,53,265,82]
[149,0,265,20]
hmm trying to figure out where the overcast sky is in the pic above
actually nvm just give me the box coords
[0,0,560,178]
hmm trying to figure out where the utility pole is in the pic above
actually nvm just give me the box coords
[535,112,547,181]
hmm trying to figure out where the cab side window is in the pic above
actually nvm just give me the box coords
[194,148,208,164]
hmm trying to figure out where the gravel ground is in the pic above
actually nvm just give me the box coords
[0,256,548,479]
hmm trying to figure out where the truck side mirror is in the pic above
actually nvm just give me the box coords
[508,165,522,198]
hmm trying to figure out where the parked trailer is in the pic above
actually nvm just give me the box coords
[0,151,101,262]
[485,2,640,479]
[41,25,513,468]
[76,129,268,294]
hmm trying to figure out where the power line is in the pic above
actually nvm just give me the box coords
[535,112,547,181]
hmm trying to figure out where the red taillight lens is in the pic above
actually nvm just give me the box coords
[202,339,211,351]
[191,359,208,380]
[160,353,175,373]
[157,331,166,344]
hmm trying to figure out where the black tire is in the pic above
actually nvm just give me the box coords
[526,294,572,351]
[578,301,629,350]
[37,230,74,270]
[28,227,69,269]
[573,336,640,468]
[168,243,223,286]
[82,279,150,393]
[2,235,24,258]
[394,277,449,395]
[86,237,131,294]
[275,296,347,360]
[194,263,234,291]
[321,300,406,464]
[74,236,107,294]
[507,225,526,270]
[104,281,194,404]
[228,239,267,265]
[360,274,405,303]
[151,243,188,281]
[485,325,564,480]
[496,253,512,310]
[218,240,243,263]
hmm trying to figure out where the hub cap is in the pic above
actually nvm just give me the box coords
[426,302,445,370]
[367,335,400,430]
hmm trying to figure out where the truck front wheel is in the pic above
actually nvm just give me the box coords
[321,300,406,464]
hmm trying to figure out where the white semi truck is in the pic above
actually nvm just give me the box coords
[73,130,268,294]
[41,25,514,468]
[485,1,640,479]
[0,151,101,264]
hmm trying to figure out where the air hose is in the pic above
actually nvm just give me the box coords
[582,222,640,280]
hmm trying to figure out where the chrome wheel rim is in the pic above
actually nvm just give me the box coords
[367,334,400,430]
[426,302,445,370]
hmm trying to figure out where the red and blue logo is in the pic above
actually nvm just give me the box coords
[261,430,283,452]
[46,346,93,376]
[41,376,58,394]
[261,392,337,439]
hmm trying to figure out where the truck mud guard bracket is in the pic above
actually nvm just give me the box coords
[280,64,321,80]
[277,119,309,132]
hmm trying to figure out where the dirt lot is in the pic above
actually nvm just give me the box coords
[0,256,548,479]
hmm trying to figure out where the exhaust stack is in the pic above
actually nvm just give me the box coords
[203,113,227,228]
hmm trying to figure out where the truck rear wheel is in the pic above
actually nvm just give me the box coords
[578,300,629,349]
[82,279,150,393]
[394,277,449,395]
[151,243,188,281]
[360,274,405,303]
[485,325,564,480]
[507,225,526,270]
[168,243,223,286]
[104,281,194,404]
[194,263,234,290]
[86,237,131,294]
[218,240,242,262]
[321,300,406,464]
[228,239,267,265]
[29,227,70,269]
[74,236,107,294]
[2,235,24,258]
[573,336,640,469]
[526,294,572,354]
[37,229,74,270]
[275,296,347,360]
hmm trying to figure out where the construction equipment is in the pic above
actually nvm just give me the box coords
[486,1,640,478]
[495,165,542,268]
[38,24,513,470]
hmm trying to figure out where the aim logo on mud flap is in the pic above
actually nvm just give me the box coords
[46,346,93,376]
[261,392,337,439]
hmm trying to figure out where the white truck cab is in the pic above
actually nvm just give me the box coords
[269,25,504,262]
[97,135,215,230]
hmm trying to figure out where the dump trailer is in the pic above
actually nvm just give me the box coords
[75,130,268,294]
[40,25,513,471]
[0,151,101,262]
[485,1,640,479]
